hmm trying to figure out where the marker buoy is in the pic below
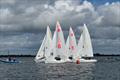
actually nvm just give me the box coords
[76,59,80,64]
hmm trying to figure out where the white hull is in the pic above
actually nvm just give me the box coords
[80,59,97,62]
[35,58,97,63]
[45,60,66,63]
[66,58,97,63]
[35,59,45,63]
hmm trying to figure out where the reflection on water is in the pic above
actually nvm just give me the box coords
[36,63,96,80]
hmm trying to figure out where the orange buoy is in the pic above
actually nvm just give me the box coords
[76,59,80,64]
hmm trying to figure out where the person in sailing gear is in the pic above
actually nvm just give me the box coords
[13,57,17,62]
[8,57,11,61]
[50,52,53,56]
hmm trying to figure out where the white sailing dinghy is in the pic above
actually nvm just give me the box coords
[66,27,79,62]
[45,21,67,63]
[78,24,97,62]
[35,26,52,62]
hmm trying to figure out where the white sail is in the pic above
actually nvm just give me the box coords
[66,27,78,60]
[77,24,97,62]
[55,21,67,60]
[45,31,56,61]
[35,26,52,61]
[78,31,84,57]
[45,21,67,63]
[82,24,93,57]
[66,36,69,57]
[35,35,46,60]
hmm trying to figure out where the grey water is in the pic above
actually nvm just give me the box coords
[0,56,120,80]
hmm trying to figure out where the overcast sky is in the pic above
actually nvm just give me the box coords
[0,0,120,55]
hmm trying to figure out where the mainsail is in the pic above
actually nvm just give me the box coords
[55,21,66,60]
[78,30,84,57]
[66,27,78,60]
[35,26,52,61]
[45,30,56,61]
[35,35,46,60]
[45,21,67,63]
[80,24,93,57]
[66,36,69,58]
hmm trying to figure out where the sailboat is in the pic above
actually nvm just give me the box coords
[35,26,52,62]
[78,24,97,62]
[45,21,67,63]
[35,22,97,63]
[66,27,79,62]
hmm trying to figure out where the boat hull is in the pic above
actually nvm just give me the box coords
[80,59,97,62]
[34,59,45,63]
[66,58,97,63]
[0,60,20,63]
[45,59,66,63]
[45,61,65,63]
[35,58,97,63]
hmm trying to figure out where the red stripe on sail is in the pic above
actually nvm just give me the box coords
[71,46,74,50]
[57,28,61,32]
[70,33,74,36]
[57,38,62,48]
[70,40,75,50]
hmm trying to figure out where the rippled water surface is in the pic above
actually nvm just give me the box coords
[0,56,120,80]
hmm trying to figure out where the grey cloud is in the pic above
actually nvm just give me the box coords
[96,2,120,27]
[0,33,44,50]
[89,26,120,39]
[0,0,16,4]
[0,0,119,31]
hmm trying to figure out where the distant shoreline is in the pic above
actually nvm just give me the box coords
[0,54,120,57]
[94,54,120,56]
